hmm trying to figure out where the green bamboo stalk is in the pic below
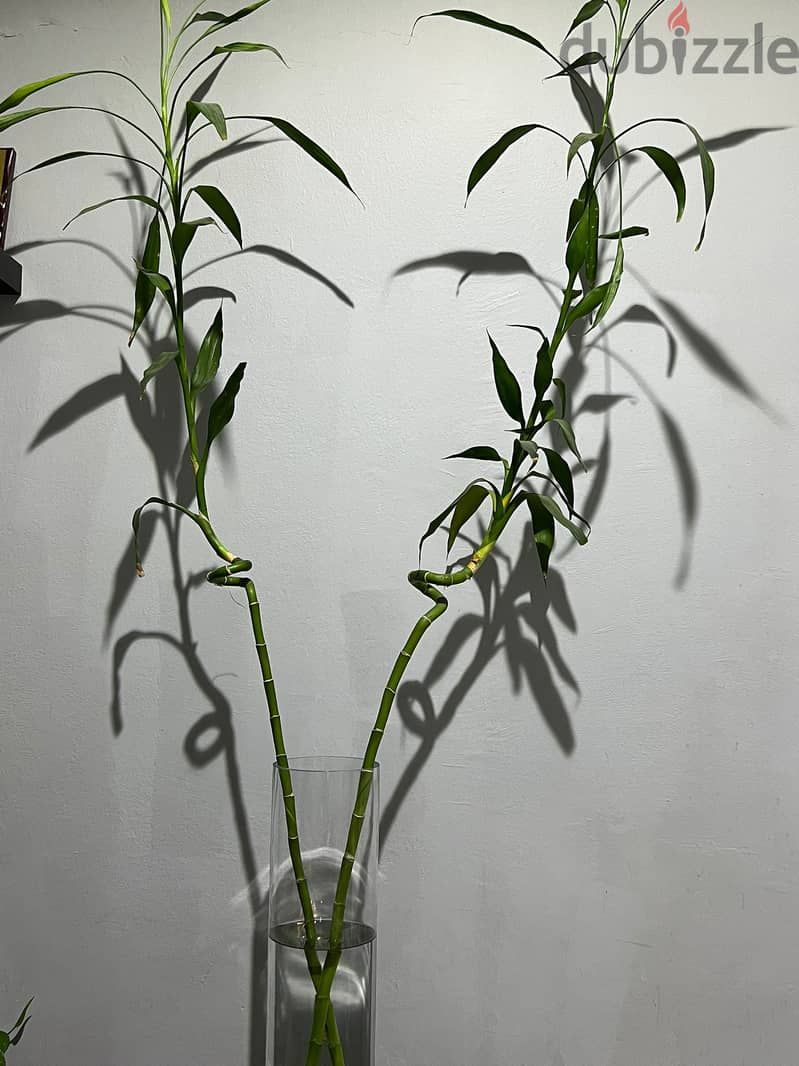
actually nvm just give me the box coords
[303,556,486,1066]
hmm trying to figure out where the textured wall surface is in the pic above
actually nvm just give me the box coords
[1,2,798,1064]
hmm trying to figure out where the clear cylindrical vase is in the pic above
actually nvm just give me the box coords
[267,757,379,1066]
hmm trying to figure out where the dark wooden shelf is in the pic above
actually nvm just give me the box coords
[0,250,22,297]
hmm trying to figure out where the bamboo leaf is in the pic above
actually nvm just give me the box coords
[567,131,601,173]
[685,122,715,249]
[546,51,604,80]
[64,194,163,231]
[519,440,539,461]
[637,146,686,222]
[448,484,489,552]
[190,184,242,246]
[0,72,150,114]
[533,336,553,403]
[600,225,649,239]
[10,1001,33,1033]
[542,447,574,511]
[551,417,585,468]
[135,264,176,315]
[0,106,57,133]
[129,215,161,346]
[9,1019,30,1047]
[265,116,357,197]
[565,202,591,277]
[16,150,164,183]
[211,42,286,65]
[192,307,224,392]
[414,10,554,61]
[567,0,605,34]
[188,99,227,139]
[585,189,600,287]
[445,446,504,462]
[565,282,609,328]
[466,124,557,200]
[161,0,172,31]
[526,495,556,575]
[419,478,498,556]
[592,240,624,327]
[191,0,273,28]
[172,216,218,264]
[553,377,567,419]
[535,493,588,545]
[205,361,246,454]
[139,350,178,397]
[488,333,524,425]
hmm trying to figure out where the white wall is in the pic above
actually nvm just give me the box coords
[1,2,798,1064]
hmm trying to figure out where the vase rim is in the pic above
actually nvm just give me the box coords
[272,755,380,774]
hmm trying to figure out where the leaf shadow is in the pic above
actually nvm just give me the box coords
[381,531,579,852]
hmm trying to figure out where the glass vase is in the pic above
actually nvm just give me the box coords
[267,757,379,1066]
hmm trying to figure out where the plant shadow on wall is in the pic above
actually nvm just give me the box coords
[0,140,355,1066]
[381,63,780,851]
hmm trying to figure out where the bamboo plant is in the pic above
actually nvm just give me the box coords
[2,0,714,1063]
[300,1,715,1060]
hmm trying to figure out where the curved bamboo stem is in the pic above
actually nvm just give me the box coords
[303,557,485,1066]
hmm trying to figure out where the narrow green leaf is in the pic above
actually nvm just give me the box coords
[600,225,649,239]
[526,495,556,575]
[9,1019,30,1048]
[191,0,273,28]
[139,350,178,397]
[64,194,162,231]
[565,202,591,277]
[419,478,498,556]
[519,440,539,461]
[445,446,504,462]
[192,308,224,392]
[205,362,246,454]
[546,51,604,80]
[533,336,553,403]
[585,189,600,287]
[414,10,554,61]
[16,150,163,183]
[265,116,357,196]
[161,0,172,31]
[172,216,218,264]
[488,333,524,425]
[592,240,625,327]
[135,264,176,315]
[637,146,686,222]
[0,72,149,114]
[0,1034,9,1055]
[466,124,554,200]
[536,493,588,545]
[567,0,605,35]
[188,99,227,140]
[565,282,610,329]
[0,106,58,133]
[567,131,601,174]
[129,215,161,346]
[553,377,567,419]
[542,447,574,511]
[211,42,287,65]
[686,123,715,249]
[10,1001,33,1034]
[190,184,242,246]
[448,484,489,552]
[551,417,585,467]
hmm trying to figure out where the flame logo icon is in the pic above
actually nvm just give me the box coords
[668,2,691,35]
